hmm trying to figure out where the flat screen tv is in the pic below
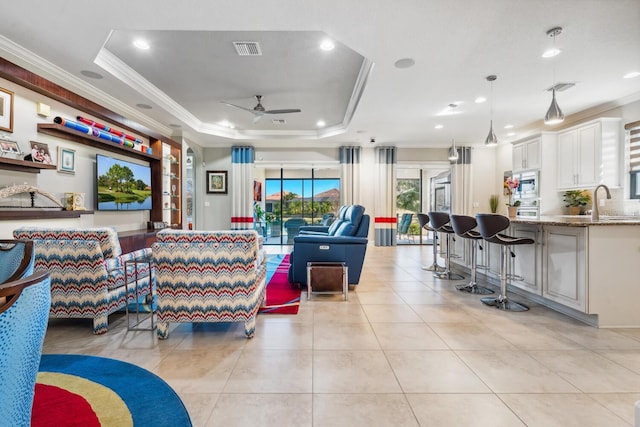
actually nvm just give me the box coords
[96,154,152,211]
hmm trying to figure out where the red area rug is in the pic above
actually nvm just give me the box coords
[259,254,300,314]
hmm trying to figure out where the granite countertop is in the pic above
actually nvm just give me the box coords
[510,215,640,226]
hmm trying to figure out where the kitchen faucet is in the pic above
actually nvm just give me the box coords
[591,184,611,221]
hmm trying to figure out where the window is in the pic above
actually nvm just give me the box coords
[263,170,340,244]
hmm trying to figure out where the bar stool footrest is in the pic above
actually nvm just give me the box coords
[434,271,465,280]
[456,283,494,295]
[423,263,445,272]
[480,296,529,311]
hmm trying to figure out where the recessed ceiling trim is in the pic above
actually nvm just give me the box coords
[94,45,363,141]
[94,42,370,141]
[95,47,203,128]
[340,57,375,129]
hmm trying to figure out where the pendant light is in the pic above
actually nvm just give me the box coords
[447,103,459,161]
[544,27,564,125]
[448,138,459,161]
[485,75,498,146]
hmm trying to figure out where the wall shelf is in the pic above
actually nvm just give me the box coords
[37,123,160,161]
[0,209,94,221]
[0,156,56,173]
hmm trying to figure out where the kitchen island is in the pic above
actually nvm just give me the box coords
[452,215,640,328]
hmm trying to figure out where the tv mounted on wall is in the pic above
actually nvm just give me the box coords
[96,154,152,211]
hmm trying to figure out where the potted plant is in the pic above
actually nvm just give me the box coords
[563,190,591,215]
[254,203,266,236]
[504,177,521,217]
[489,194,499,213]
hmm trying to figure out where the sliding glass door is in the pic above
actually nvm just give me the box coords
[263,168,340,245]
[396,165,451,245]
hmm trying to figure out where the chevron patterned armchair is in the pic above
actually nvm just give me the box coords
[152,229,267,339]
[13,227,151,334]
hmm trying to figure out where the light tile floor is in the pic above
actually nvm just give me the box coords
[41,245,640,426]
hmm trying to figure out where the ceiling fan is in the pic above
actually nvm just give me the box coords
[221,95,301,122]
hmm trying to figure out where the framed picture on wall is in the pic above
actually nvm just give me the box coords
[0,87,14,133]
[57,146,76,174]
[254,180,262,201]
[206,170,227,194]
[29,141,53,164]
[0,139,20,154]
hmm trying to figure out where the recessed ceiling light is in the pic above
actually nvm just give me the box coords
[507,132,516,136]
[542,48,561,58]
[80,70,103,79]
[435,124,443,129]
[624,71,640,79]
[504,124,514,129]
[320,39,335,51]
[475,97,486,104]
[136,103,152,109]
[133,39,150,50]
[316,120,326,127]
[394,58,415,69]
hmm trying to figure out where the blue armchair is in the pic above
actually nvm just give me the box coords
[0,240,50,426]
[288,205,369,287]
[284,217,308,243]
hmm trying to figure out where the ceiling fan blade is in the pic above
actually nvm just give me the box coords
[264,109,302,114]
[220,101,259,115]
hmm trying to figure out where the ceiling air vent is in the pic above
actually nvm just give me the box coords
[233,41,262,56]
[272,119,287,125]
[546,82,576,92]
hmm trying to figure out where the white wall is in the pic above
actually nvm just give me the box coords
[470,145,500,215]
[201,147,232,230]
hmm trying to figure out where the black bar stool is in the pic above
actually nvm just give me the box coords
[449,215,494,295]
[475,214,533,311]
[417,213,444,272]
[427,212,464,280]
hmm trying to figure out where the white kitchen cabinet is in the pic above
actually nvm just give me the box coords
[556,118,621,190]
[512,137,540,172]
[542,225,587,312]
[508,224,541,294]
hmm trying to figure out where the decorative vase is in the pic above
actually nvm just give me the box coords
[568,206,581,216]
[507,206,518,218]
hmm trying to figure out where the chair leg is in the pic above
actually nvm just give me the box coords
[456,240,494,294]
[423,231,445,272]
[92,315,109,335]
[434,233,464,280]
[244,316,256,338]
[157,322,169,339]
[481,245,528,311]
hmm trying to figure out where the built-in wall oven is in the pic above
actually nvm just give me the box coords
[512,170,540,218]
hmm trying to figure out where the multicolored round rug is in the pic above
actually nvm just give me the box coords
[33,354,191,426]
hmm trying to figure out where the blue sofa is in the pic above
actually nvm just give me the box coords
[288,205,369,287]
